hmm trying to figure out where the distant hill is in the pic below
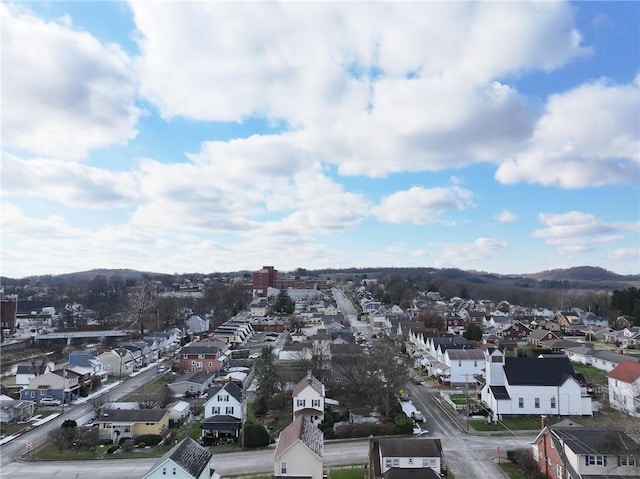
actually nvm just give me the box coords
[523,266,639,282]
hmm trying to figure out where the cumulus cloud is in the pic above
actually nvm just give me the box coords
[533,211,627,256]
[495,210,517,223]
[372,186,474,224]
[131,1,587,176]
[438,238,508,267]
[495,78,640,187]
[1,4,140,160]
[1,153,138,208]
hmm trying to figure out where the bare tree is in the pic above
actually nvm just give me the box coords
[49,428,68,452]
[89,394,112,420]
[127,283,156,336]
[370,341,411,417]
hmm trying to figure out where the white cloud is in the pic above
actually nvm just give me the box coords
[438,238,508,267]
[1,153,138,208]
[495,79,640,187]
[606,248,639,263]
[1,4,140,160]
[372,186,473,224]
[533,211,627,256]
[495,210,517,223]
[132,2,587,177]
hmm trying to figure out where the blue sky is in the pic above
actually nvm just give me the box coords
[1,1,639,279]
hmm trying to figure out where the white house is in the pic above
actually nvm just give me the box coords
[480,348,593,422]
[273,416,323,479]
[292,372,325,424]
[143,437,215,479]
[370,436,446,478]
[608,360,640,418]
[201,381,244,443]
[97,349,135,380]
[186,315,210,335]
[443,349,485,384]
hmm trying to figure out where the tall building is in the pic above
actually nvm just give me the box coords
[0,291,18,341]
[252,266,277,297]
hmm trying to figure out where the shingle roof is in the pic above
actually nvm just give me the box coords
[180,340,225,355]
[101,408,168,422]
[503,357,579,386]
[172,371,215,385]
[378,437,443,458]
[608,360,640,383]
[292,372,324,397]
[446,349,484,360]
[167,437,212,479]
[274,416,323,459]
[551,427,640,455]
[489,386,510,400]
[206,380,243,402]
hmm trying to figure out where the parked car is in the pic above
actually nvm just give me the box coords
[399,392,410,401]
[411,377,422,385]
[39,397,62,406]
[411,410,425,422]
[413,426,429,436]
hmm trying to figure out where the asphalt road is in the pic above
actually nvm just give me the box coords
[0,364,162,469]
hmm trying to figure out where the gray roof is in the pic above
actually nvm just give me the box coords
[504,357,581,386]
[180,340,225,355]
[446,349,484,360]
[592,349,640,364]
[378,437,443,458]
[15,365,33,374]
[207,380,243,402]
[551,426,640,455]
[101,409,168,422]
[172,371,215,385]
[168,437,212,478]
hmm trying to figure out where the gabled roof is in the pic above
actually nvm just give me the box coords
[207,380,243,402]
[171,371,215,385]
[503,357,580,386]
[100,408,168,423]
[292,372,324,397]
[15,365,33,374]
[378,437,443,458]
[445,349,483,360]
[144,437,212,479]
[551,426,640,456]
[180,340,225,355]
[529,329,559,340]
[274,416,323,459]
[608,360,640,383]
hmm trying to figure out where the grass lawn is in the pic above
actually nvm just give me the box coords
[571,363,608,385]
[449,394,474,405]
[498,461,525,479]
[470,416,548,432]
[121,377,171,402]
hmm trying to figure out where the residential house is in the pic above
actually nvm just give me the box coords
[532,420,640,478]
[120,341,151,369]
[0,395,36,423]
[250,298,269,317]
[528,329,560,346]
[201,381,244,443]
[168,371,216,398]
[178,340,228,373]
[479,348,593,422]
[569,348,640,373]
[68,354,108,386]
[608,360,640,417]
[555,311,583,331]
[273,416,323,479]
[292,372,325,424]
[97,348,135,380]
[368,436,446,479]
[212,321,253,345]
[15,362,54,386]
[443,349,485,385]
[144,331,179,354]
[604,327,640,348]
[500,320,532,341]
[98,408,170,442]
[143,437,215,479]
[19,369,80,404]
[186,315,210,336]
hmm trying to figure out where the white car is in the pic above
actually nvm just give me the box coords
[39,397,62,406]
[411,410,425,422]
[248,353,260,359]
[413,427,429,436]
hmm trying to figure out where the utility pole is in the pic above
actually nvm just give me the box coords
[464,374,469,432]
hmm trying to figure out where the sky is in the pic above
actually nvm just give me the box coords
[1,1,639,279]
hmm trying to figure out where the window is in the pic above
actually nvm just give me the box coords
[385,459,392,468]
[312,399,320,408]
[280,462,287,474]
[586,455,606,466]
[209,362,213,367]
[474,361,477,367]
[550,397,556,409]
[618,456,637,466]
[408,458,414,465]
[162,467,166,475]
[392,458,399,467]
[556,464,563,477]
[458,361,462,366]
[172,467,176,475]
[219,395,229,402]
[40,390,46,396]
[212,407,220,414]
[124,427,131,432]
[198,354,205,359]
[297,399,306,407]
[191,361,196,366]
[145,422,156,426]
[535,398,540,409]
[519,398,524,408]
[226,406,234,414]
[30,391,35,398]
